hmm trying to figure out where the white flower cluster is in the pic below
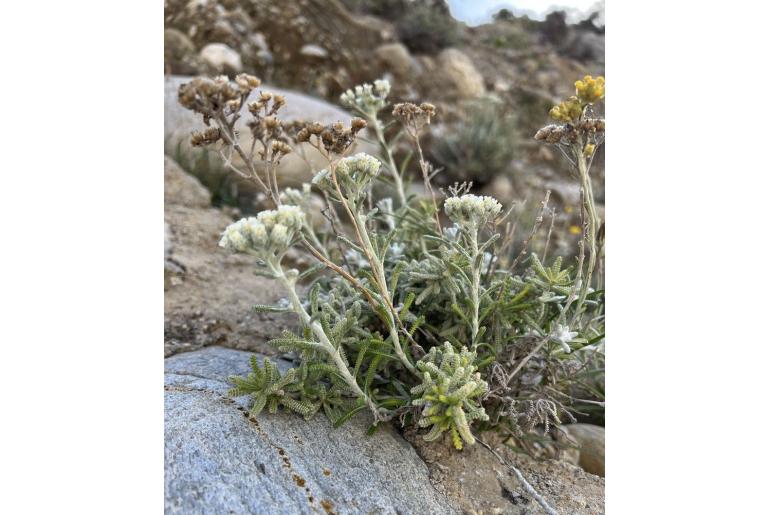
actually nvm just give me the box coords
[550,324,578,353]
[279,183,311,207]
[219,205,305,257]
[339,80,391,115]
[337,152,381,181]
[312,153,381,200]
[444,194,502,226]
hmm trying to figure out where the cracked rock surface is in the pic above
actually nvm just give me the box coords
[164,346,458,514]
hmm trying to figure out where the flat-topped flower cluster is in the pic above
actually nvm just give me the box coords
[444,194,502,227]
[312,153,382,201]
[219,205,304,258]
[340,79,391,115]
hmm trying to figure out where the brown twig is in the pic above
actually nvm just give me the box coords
[509,190,551,271]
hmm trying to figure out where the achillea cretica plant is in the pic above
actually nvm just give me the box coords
[177,74,605,456]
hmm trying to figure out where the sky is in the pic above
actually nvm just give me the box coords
[446,0,604,26]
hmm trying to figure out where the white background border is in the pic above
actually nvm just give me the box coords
[1,1,769,512]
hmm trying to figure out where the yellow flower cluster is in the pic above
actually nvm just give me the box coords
[575,75,605,104]
[548,75,605,123]
[549,96,583,123]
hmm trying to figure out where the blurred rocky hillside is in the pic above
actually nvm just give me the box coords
[165,0,604,251]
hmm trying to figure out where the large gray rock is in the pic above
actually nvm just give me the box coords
[165,347,458,514]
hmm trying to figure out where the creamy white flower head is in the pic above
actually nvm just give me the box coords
[219,219,250,252]
[219,207,305,258]
[313,153,381,200]
[280,184,312,207]
[551,324,578,353]
[373,79,391,97]
[276,204,305,230]
[280,187,303,205]
[340,80,390,114]
[270,223,290,248]
[444,194,502,226]
[257,210,278,229]
[243,217,268,247]
[337,152,381,181]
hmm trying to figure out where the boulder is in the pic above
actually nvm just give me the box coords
[199,43,243,74]
[560,424,605,477]
[164,28,201,75]
[165,347,459,514]
[435,48,486,99]
[374,42,419,78]
[164,155,211,208]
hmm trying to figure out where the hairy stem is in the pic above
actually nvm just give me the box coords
[575,147,598,313]
[372,118,408,207]
[271,262,381,420]
[468,225,482,349]
[214,113,278,207]
[354,212,417,376]
[412,135,443,232]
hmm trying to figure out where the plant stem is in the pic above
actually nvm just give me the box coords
[271,263,381,420]
[372,118,408,207]
[354,212,417,376]
[575,147,598,313]
[412,134,443,232]
[468,225,482,349]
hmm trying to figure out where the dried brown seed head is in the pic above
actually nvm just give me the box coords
[190,127,221,147]
[235,73,261,93]
[271,140,292,156]
[351,117,367,132]
[226,99,241,113]
[307,122,324,135]
[264,116,280,129]
[419,102,436,117]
